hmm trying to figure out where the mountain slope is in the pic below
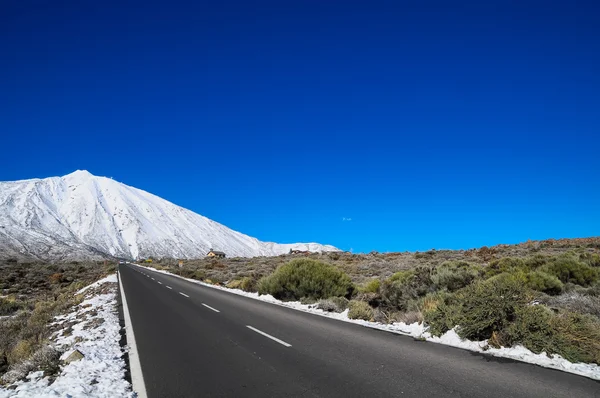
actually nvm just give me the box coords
[0,171,338,261]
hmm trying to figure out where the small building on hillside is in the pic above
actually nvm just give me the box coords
[289,249,311,255]
[207,249,226,258]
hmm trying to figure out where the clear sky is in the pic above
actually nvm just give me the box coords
[1,1,599,253]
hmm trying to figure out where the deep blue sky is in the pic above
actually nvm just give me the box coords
[1,1,599,253]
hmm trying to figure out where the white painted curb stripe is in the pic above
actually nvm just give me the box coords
[202,303,220,313]
[179,292,189,297]
[246,325,292,347]
[118,271,148,398]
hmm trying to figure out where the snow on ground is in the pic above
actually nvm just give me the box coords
[0,274,133,398]
[134,263,600,381]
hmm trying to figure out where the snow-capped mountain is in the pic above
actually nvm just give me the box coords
[0,170,338,261]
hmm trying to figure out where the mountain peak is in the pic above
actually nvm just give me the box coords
[0,172,339,260]
[65,170,94,178]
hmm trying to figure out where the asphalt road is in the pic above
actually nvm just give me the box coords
[118,264,600,398]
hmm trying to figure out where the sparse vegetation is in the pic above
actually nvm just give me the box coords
[140,237,600,364]
[0,260,113,383]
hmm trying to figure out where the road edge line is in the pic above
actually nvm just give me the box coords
[118,270,148,398]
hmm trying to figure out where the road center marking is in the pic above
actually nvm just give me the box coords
[166,286,172,289]
[157,281,162,284]
[246,326,292,347]
[179,292,189,297]
[151,278,155,280]
[202,303,220,313]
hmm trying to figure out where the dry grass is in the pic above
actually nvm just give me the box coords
[0,260,114,383]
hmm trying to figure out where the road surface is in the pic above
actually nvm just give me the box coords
[118,264,599,397]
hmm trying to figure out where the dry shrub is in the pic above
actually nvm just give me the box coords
[348,300,373,321]
[545,292,600,318]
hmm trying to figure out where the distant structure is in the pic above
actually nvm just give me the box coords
[206,249,226,258]
[289,249,311,255]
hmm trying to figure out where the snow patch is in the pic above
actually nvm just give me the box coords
[0,274,133,398]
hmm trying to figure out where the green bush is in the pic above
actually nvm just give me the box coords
[423,294,462,336]
[425,274,529,340]
[359,279,381,294]
[502,305,555,353]
[348,300,374,321]
[484,257,526,278]
[551,312,600,364]
[330,296,350,311]
[257,259,354,301]
[524,271,563,295]
[431,261,480,292]
[380,266,433,311]
[524,255,550,270]
[579,252,600,268]
[388,270,415,284]
[542,255,599,286]
[457,274,529,340]
[193,270,206,281]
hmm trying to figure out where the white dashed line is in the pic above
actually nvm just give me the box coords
[246,326,292,347]
[179,292,189,298]
[202,303,220,313]
[151,278,155,280]
[157,281,162,285]
[166,286,172,289]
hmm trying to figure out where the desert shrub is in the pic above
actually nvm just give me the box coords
[524,254,550,270]
[388,270,415,284]
[524,271,563,295]
[192,270,206,281]
[177,268,195,278]
[330,296,349,311]
[579,252,600,267]
[431,261,479,292]
[397,310,423,325]
[317,297,349,313]
[501,305,555,353]
[484,257,526,278]
[359,279,381,294]
[425,274,529,340]
[380,266,433,311]
[348,300,374,321]
[586,283,600,297]
[551,312,600,364]
[542,255,599,286]
[545,292,600,318]
[49,273,63,284]
[257,259,354,301]
[226,277,255,292]
[7,340,33,365]
[422,293,462,336]
[456,274,529,340]
[0,298,23,316]
[31,346,60,376]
